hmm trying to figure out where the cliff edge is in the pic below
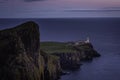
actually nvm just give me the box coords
[0,21,61,80]
[41,42,101,70]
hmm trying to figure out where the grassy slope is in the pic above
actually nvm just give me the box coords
[40,42,77,54]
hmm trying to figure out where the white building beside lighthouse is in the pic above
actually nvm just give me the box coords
[75,37,90,45]
[85,37,90,43]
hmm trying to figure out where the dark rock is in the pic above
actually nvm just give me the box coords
[73,43,101,61]
[0,21,41,80]
[0,21,61,80]
[51,43,100,70]
[52,52,81,70]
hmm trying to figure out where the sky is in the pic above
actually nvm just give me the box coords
[0,0,120,18]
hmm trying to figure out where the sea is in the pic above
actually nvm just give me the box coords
[0,18,120,80]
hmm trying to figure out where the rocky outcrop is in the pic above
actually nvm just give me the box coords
[52,52,81,70]
[40,50,61,80]
[51,43,100,70]
[73,43,101,61]
[0,21,61,80]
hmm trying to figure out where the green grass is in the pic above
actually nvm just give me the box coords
[40,42,77,54]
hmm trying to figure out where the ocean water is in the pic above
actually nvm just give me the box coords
[0,18,120,80]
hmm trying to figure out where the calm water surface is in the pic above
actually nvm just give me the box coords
[61,36,120,80]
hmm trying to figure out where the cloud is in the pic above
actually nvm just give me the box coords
[0,0,8,3]
[64,9,120,12]
[24,0,45,2]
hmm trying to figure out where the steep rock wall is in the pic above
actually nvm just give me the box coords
[0,21,61,80]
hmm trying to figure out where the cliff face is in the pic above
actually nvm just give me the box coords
[52,43,100,70]
[74,43,101,60]
[52,52,81,70]
[0,21,61,80]
[41,42,100,70]
[41,42,82,70]
[40,50,61,80]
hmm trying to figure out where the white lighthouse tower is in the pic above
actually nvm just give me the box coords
[85,37,90,43]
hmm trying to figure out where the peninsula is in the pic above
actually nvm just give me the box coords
[0,21,100,80]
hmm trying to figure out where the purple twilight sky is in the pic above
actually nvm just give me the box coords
[0,0,120,18]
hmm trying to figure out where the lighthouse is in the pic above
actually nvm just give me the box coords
[85,37,90,43]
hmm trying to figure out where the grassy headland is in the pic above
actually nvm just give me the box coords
[40,42,77,54]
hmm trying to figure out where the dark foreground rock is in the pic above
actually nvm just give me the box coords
[0,21,61,80]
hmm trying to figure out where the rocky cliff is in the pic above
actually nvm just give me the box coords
[0,21,100,80]
[41,42,100,70]
[73,43,100,60]
[52,52,81,70]
[0,21,61,80]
